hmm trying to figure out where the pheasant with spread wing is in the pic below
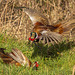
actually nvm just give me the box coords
[15,7,75,45]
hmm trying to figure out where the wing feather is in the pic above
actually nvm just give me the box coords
[39,30,62,45]
[9,48,29,66]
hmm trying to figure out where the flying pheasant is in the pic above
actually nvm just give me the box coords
[0,48,39,69]
[15,7,75,45]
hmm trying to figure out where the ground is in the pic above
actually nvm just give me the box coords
[0,34,75,75]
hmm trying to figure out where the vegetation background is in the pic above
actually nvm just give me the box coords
[0,0,75,40]
[0,0,75,75]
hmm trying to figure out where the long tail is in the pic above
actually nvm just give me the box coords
[53,17,75,37]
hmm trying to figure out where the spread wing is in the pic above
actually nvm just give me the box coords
[39,30,62,45]
[9,48,31,67]
[15,7,49,25]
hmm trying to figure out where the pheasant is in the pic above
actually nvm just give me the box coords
[15,7,75,45]
[0,48,39,70]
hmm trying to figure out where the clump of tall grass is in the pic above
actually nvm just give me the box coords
[0,0,74,40]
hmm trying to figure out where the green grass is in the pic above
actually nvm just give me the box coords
[0,34,75,75]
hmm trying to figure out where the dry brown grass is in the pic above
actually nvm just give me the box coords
[0,0,75,40]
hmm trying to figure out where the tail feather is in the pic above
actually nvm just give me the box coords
[62,19,75,34]
[53,17,75,35]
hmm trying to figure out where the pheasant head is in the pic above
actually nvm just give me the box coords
[29,32,39,42]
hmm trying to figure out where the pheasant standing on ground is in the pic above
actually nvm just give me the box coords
[15,7,75,45]
[0,48,39,70]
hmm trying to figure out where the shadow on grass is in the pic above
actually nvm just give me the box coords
[31,41,75,58]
